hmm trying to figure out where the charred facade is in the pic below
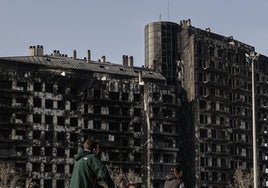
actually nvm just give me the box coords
[0,47,182,188]
[1,18,268,188]
[145,19,268,187]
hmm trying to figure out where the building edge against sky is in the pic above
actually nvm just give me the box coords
[0,18,268,188]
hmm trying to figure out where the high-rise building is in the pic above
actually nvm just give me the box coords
[0,47,182,188]
[1,18,268,188]
[145,19,268,187]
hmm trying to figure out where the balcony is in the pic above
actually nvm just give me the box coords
[203,66,228,75]
[203,80,227,89]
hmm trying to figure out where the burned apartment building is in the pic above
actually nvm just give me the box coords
[145,19,268,187]
[1,18,268,188]
[0,45,182,188]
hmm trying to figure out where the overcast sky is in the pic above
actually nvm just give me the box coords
[0,0,267,67]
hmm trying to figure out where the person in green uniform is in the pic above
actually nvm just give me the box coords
[69,138,115,188]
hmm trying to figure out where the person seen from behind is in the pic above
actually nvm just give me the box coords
[126,182,135,188]
[69,138,115,188]
[163,164,185,188]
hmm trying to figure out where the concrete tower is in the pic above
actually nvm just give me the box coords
[145,21,180,84]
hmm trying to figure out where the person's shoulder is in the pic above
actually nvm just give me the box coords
[85,153,101,162]
[84,151,95,158]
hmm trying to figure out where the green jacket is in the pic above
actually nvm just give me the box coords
[69,149,115,188]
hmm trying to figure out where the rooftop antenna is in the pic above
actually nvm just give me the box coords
[159,14,161,21]
[168,2,169,21]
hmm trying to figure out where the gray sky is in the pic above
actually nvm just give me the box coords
[0,0,267,67]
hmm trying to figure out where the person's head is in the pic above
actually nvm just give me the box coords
[83,139,100,155]
[126,182,135,188]
[172,164,183,178]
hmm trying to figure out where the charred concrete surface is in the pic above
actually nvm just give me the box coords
[145,19,268,187]
[0,48,182,188]
[2,19,268,188]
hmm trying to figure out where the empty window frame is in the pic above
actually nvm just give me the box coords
[162,109,173,118]
[70,117,78,127]
[16,81,27,91]
[45,147,53,156]
[33,130,41,139]
[70,87,78,96]
[121,107,129,116]
[109,107,120,116]
[69,148,77,158]
[33,114,42,123]
[57,132,65,141]
[33,82,42,92]
[109,122,120,131]
[163,94,173,103]
[94,90,101,99]
[45,99,53,109]
[45,131,53,140]
[133,123,141,132]
[122,92,129,101]
[32,163,41,172]
[122,122,129,132]
[57,148,65,157]
[32,146,41,156]
[33,98,42,108]
[0,80,12,89]
[57,100,65,110]
[133,94,141,102]
[56,164,65,173]
[45,115,53,124]
[93,105,101,114]
[109,92,119,101]
[70,102,77,111]
[45,83,53,93]
[133,108,141,117]
[70,133,77,142]
[57,116,65,126]
[93,121,101,130]
[44,180,52,188]
[162,124,173,133]
[16,97,27,107]
[57,84,65,94]
[56,180,65,188]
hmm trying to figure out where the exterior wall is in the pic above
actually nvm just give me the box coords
[178,24,196,102]
[2,19,268,188]
[146,19,268,188]
[0,57,181,188]
[256,55,268,187]
[145,21,180,84]
[178,23,264,187]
